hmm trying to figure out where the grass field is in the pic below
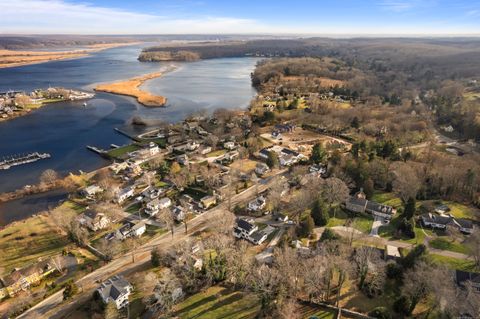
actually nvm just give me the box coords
[326,209,373,234]
[206,149,227,157]
[429,254,478,271]
[0,214,69,275]
[371,192,403,208]
[429,237,468,254]
[444,202,479,220]
[107,144,141,159]
[171,286,260,319]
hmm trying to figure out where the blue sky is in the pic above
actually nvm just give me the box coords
[1,0,479,35]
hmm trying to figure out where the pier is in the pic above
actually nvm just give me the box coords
[114,128,140,142]
[0,152,51,170]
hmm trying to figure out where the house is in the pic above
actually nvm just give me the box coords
[275,213,289,222]
[200,195,217,209]
[110,162,129,174]
[384,245,401,261]
[454,270,480,293]
[345,189,396,220]
[114,221,147,240]
[435,204,451,215]
[233,219,267,245]
[223,141,236,150]
[452,218,474,234]
[255,162,270,176]
[97,276,133,309]
[274,123,296,133]
[247,196,267,212]
[172,206,186,222]
[147,142,160,156]
[116,186,134,204]
[271,131,282,139]
[0,260,55,298]
[420,213,452,230]
[81,185,104,199]
[78,210,110,231]
[198,146,212,155]
[145,197,171,216]
[176,154,189,166]
[309,164,328,177]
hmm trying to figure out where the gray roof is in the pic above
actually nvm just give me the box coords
[366,201,395,215]
[455,218,473,229]
[237,219,255,233]
[97,276,131,301]
[250,230,267,242]
[421,213,452,225]
[347,197,367,207]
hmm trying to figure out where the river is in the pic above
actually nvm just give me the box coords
[0,44,259,225]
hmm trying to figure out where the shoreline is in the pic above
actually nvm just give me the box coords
[94,66,176,107]
[0,42,141,69]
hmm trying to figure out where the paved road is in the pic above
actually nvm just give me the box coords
[18,172,285,319]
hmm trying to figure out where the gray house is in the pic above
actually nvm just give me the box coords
[97,276,133,309]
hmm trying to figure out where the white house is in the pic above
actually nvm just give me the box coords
[145,197,172,216]
[223,141,236,150]
[172,206,186,222]
[148,142,160,156]
[233,219,267,245]
[255,163,270,176]
[247,196,267,212]
[81,185,104,199]
[97,276,133,309]
[116,187,134,204]
[77,210,110,232]
[114,221,146,240]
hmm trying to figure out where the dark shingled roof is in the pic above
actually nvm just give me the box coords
[97,276,131,302]
[237,219,255,233]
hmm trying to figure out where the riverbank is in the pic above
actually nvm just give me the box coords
[0,42,140,69]
[94,69,174,107]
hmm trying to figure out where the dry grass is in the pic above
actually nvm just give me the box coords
[283,76,345,88]
[229,159,259,173]
[0,43,137,69]
[95,72,167,107]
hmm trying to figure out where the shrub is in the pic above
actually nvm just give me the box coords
[393,295,412,315]
[369,307,392,319]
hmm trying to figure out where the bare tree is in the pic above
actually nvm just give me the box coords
[465,231,480,269]
[391,162,420,202]
[40,169,59,185]
[157,208,175,238]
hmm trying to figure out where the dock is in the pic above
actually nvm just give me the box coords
[114,128,140,142]
[86,145,108,156]
[0,152,51,170]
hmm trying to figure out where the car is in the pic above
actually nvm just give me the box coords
[285,220,295,225]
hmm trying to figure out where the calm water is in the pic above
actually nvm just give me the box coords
[0,45,259,224]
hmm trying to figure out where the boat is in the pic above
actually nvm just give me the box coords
[83,102,87,107]
[0,152,51,170]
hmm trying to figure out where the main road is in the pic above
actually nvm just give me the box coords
[17,169,287,319]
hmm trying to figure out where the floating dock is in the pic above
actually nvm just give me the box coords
[0,152,51,170]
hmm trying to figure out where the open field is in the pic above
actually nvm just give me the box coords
[171,286,260,319]
[95,71,168,107]
[0,43,138,69]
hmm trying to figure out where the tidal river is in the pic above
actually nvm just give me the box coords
[0,44,259,225]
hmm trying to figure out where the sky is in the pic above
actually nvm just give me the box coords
[1,0,480,35]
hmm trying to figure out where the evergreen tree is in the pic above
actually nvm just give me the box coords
[311,199,329,226]
[404,197,416,219]
[298,216,315,238]
[363,178,375,200]
[351,116,360,129]
[310,143,327,164]
[266,151,279,168]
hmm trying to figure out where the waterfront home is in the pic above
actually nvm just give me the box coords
[81,185,104,200]
[115,186,135,204]
[110,162,129,174]
[96,276,133,309]
[200,195,217,210]
[0,260,55,298]
[78,210,110,231]
[147,142,160,156]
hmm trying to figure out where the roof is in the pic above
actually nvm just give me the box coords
[131,221,146,231]
[347,197,367,207]
[237,219,256,233]
[455,270,480,286]
[366,201,395,215]
[455,218,473,229]
[250,231,267,242]
[281,148,299,157]
[421,213,452,225]
[84,210,102,220]
[1,260,53,287]
[97,276,132,302]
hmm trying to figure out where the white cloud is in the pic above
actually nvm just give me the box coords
[377,0,437,12]
[0,0,264,34]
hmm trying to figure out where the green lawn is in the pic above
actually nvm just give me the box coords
[429,254,478,271]
[444,202,478,220]
[171,286,261,319]
[107,144,141,159]
[326,209,373,234]
[429,237,468,254]
[298,304,336,319]
[371,192,402,208]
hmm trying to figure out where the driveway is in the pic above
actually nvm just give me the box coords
[370,216,387,237]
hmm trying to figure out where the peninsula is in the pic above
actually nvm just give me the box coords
[94,71,168,107]
[0,42,139,69]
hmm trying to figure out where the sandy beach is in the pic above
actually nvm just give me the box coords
[0,42,139,69]
[94,70,173,107]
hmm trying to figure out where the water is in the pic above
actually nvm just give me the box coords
[0,44,259,223]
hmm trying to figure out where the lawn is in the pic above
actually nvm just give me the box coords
[326,209,373,234]
[298,304,337,319]
[107,144,141,159]
[171,286,261,319]
[429,254,478,271]
[371,192,402,208]
[444,202,478,220]
[0,214,70,275]
[429,237,468,254]
[206,149,227,157]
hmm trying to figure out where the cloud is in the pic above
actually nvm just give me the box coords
[0,0,263,34]
[378,0,437,12]
[466,9,480,17]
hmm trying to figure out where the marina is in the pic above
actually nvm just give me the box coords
[0,152,50,170]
